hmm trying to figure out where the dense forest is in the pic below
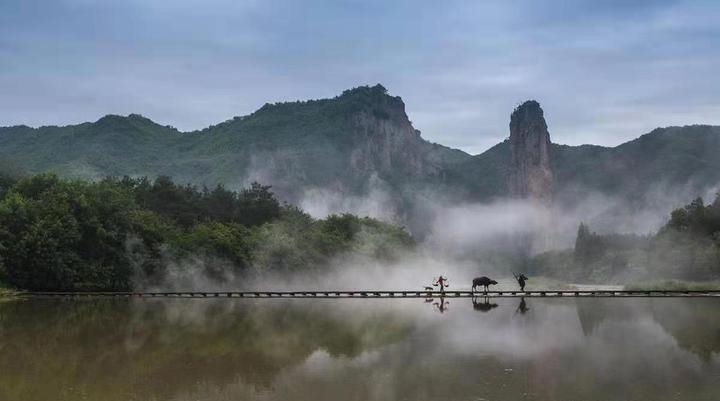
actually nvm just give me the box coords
[1,170,719,291]
[531,194,720,282]
[0,174,413,291]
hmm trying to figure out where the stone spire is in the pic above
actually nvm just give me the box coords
[508,100,554,203]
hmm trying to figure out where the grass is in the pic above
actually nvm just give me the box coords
[625,280,720,292]
[0,289,19,300]
[0,280,19,298]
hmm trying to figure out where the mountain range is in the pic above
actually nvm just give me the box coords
[1,84,719,207]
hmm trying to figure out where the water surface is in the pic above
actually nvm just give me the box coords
[1,296,719,401]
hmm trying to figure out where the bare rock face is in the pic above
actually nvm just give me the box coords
[348,92,441,181]
[508,100,554,203]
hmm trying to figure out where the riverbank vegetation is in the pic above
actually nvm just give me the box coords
[0,174,413,291]
[0,277,17,298]
[530,195,720,283]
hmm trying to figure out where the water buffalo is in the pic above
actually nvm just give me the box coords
[472,276,497,294]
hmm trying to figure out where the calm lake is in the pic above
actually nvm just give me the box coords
[1,297,719,401]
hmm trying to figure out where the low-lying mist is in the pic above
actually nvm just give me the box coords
[295,179,720,253]
[143,176,719,291]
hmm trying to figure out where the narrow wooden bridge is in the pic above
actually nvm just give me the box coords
[18,290,720,298]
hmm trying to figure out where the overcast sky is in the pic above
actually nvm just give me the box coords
[1,0,719,154]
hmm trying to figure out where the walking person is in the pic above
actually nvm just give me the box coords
[434,275,449,293]
[513,273,528,292]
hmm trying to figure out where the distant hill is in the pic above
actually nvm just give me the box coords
[553,125,720,200]
[0,85,466,201]
[1,85,719,206]
[446,124,720,203]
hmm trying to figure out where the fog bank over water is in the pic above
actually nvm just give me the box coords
[296,179,720,253]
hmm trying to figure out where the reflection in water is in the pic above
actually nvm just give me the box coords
[516,297,530,314]
[431,295,450,313]
[472,296,499,312]
[0,297,719,401]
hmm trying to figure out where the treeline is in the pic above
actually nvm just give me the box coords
[0,174,413,291]
[663,196,720,237]
[531,194,720,282]
[574,222,649,266]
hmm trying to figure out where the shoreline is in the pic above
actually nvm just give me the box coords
[0,288,19,299]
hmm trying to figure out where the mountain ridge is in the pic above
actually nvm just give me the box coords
[3,112,714,163]
[1,85,719,205]
[7,114,714,157]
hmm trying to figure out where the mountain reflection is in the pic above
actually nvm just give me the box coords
[0,298,719,401]
[0,299,412,401]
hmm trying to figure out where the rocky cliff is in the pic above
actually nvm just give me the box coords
[226,85,469,198]
[508,100,555,203]
[347,86,445,181]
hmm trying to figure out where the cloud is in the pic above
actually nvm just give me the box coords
[1,0,719,153]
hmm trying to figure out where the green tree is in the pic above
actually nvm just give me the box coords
[0,175,135,290]
[236,182,281,226]
[0,174,414,291]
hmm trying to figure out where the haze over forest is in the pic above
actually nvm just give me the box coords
[1,85,719,291]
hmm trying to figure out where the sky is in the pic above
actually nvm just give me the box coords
[1,0,719,154]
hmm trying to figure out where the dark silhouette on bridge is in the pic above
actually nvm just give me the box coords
[471,276,498,294]
[17,290,720,298]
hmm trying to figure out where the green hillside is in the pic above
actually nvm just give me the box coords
[554,125,720,198]
[444,125,720,202]
[1,86,719,203]
[442,141,511,200]
[0,85,467,200]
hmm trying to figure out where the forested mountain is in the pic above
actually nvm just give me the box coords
[553,125,720,199]
[1,85,719,205]
[0,85,465,202]
[446,124,720,202]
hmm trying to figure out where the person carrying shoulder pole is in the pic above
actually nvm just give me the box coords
[433,275,449,293]
[513,272,528,292]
